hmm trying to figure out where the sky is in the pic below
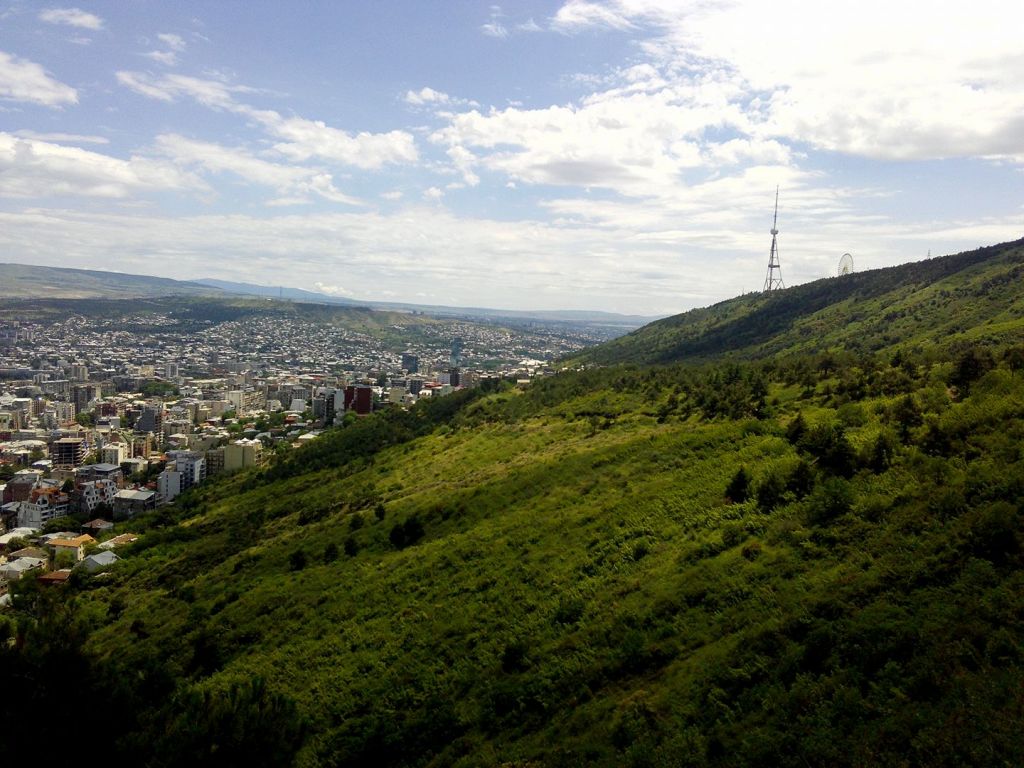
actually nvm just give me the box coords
[1,1,1022,316]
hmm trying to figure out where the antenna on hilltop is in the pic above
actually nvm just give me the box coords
[763,186,784,293]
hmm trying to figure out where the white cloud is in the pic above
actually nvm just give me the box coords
[380,190,404,200]
[152,133,363,205]
[314,282,352,296]
[14,130,108,144]
[38,7,103,30]
[144,50,178,66]
[0,132,204,198]
[430,79,752,198]
[404,86,479,112]
[422,0,1024,214]
[481,4,509,38]
[404,87,452,106]
[0,51,77,107]
[115,71,245,107]
[263,114,418,169]
[157,33,187,51]
[549,0,1024,163]
[481,22,509,38]
[445,145,480,186]
[118,71,419,169]
[551,0,634,32]
[423,186,444,200]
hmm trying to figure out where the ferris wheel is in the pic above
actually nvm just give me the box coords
[838,253,854,276]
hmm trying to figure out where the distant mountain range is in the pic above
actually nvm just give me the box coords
[193,278,661,327]
[0,263,661,329]
[0,263,222,300]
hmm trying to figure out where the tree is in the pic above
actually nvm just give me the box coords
[802,423,856,477]
[890,394,922,442]
[1002,345,1024,376]
[785,412,807,444]
[725,467,751,504]
[807,476,854,524]
[866,431,896,472]
[755,472,786,513]
[389,516,424,549]
[323,542,339,563]
[950,347,994,395]
[786,459,815,499]
[288,549,307,571]
[389,523,406,549]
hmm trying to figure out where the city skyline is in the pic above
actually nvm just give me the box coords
[1,1,1022,314]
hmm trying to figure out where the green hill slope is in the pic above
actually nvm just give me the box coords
[576,238,1024,366]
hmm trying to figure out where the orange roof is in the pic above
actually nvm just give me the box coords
[50,534,96,548]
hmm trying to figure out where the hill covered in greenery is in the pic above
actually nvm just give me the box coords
[3,245,1024,767]
[575,238,1024,366]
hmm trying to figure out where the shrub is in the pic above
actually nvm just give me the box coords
[756,472,786,513]
[323,542,339,563]
[553,597,585,625]
[786,459,815,499]
[807,477,854,524]
[725,467,751,504]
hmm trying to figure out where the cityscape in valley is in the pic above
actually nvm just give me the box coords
[0,284,625,553]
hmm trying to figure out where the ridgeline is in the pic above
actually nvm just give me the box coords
[2,241,1023,767]
[576,238,1024,366]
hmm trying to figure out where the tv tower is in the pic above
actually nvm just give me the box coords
[763,186,784,293]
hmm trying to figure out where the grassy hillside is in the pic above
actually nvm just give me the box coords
[4,340,1024,766]
[576,238,1024,366]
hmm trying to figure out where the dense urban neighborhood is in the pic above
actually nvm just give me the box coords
[0,298,607,594]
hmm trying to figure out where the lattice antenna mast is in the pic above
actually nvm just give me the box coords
[763,186,784,293]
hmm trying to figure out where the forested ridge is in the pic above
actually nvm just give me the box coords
[3,242,1024,767]
[577,238,1024,366]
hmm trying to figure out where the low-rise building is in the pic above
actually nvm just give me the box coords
[113,488,156,519]
[79,550,119,572]
[99,532,139,550]
[49,533,96,562]
[1,556,45,581]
